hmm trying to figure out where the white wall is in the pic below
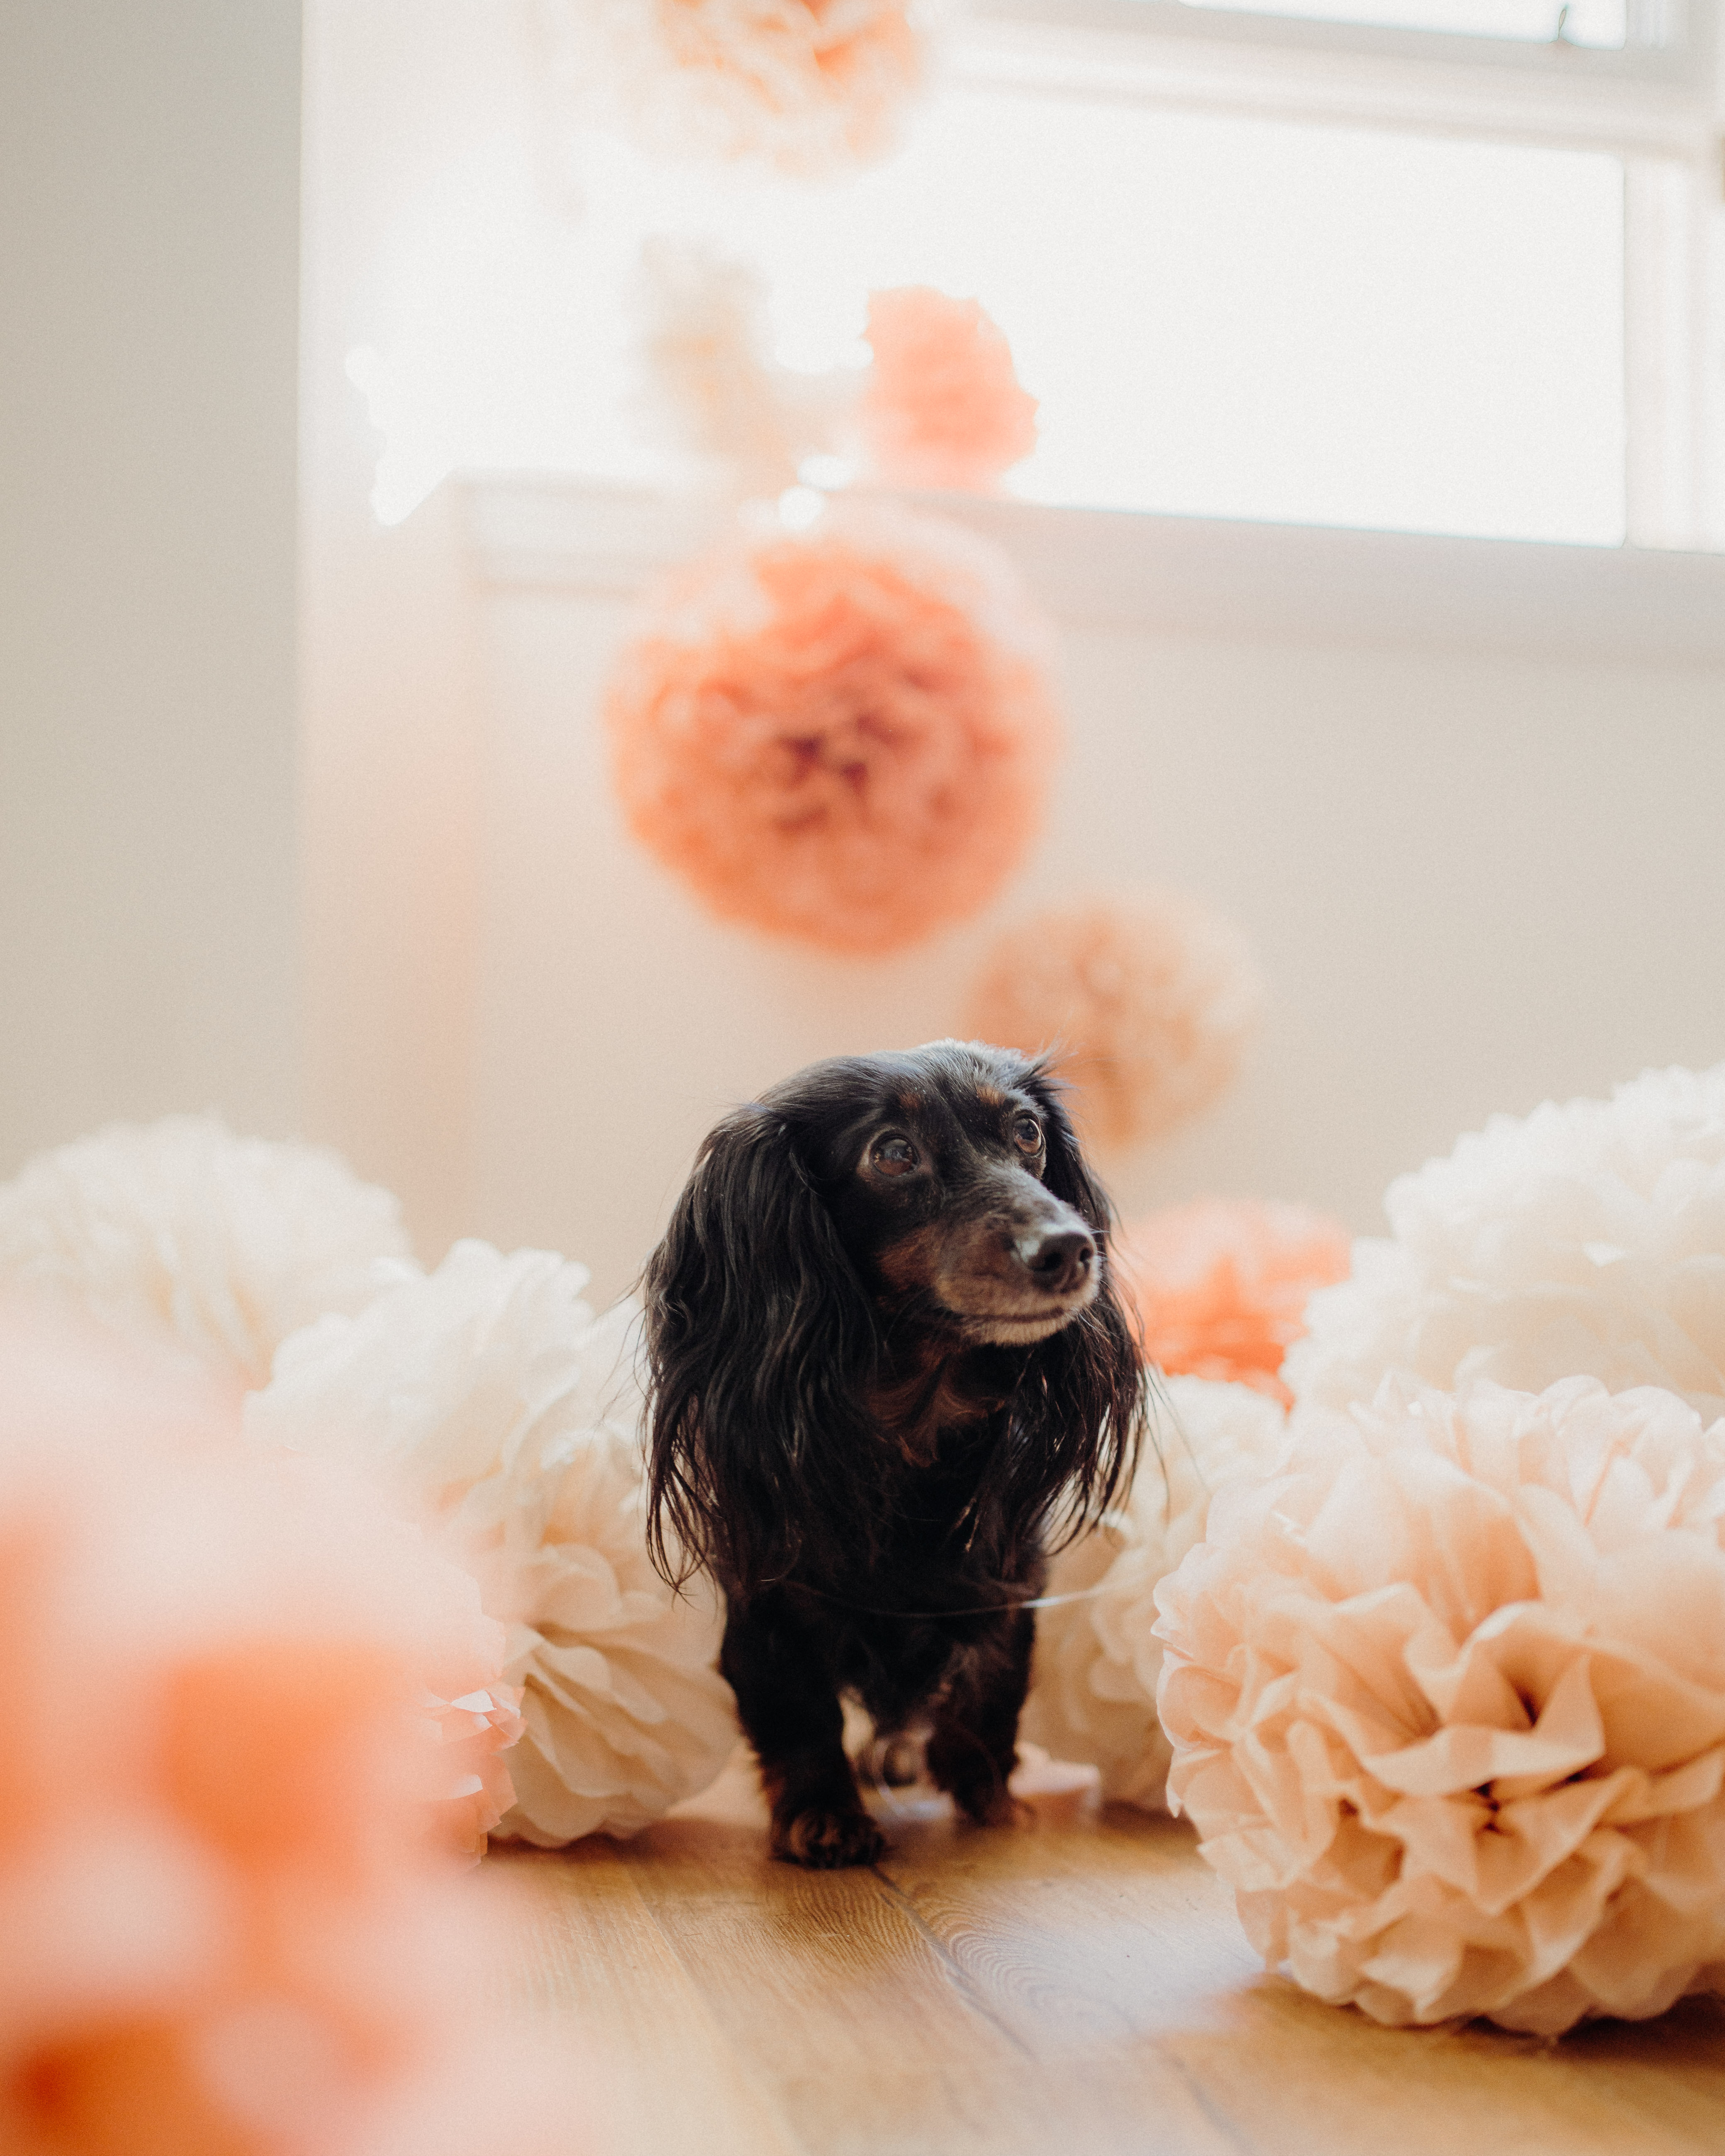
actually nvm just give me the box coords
[453,481,1725,1307]
[0,2,303,1168]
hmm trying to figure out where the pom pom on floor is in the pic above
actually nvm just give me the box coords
[1155,1374,1725,2034]
[1288,1063,1725,1425]
[0,1297,582,2156]
[248,1241,738,1845]
[0,1117,412,1389]
[1116,1197,1352,1404]
[607,502,1061,954]
[963,891,1263,1151]
[1021,1376,1287,1809]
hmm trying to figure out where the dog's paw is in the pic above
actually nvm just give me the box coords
[953,1786,1033,1830]
[774,1805,888,1869]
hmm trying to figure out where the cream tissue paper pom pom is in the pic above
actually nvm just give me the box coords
[247,1240,737,1845]
[1155,1375,1725,2034]
[1288,1063,1725,1424]
[632,236,849,497]
[0,1116,412,1388]
[1021,1376,1287,1808]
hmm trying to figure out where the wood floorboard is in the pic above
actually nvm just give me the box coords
[487,1752,1725,2156]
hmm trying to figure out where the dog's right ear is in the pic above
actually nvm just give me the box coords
[641,1105,878,1594]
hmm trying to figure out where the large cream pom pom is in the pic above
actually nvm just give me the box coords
[1288,1064,1725,1424]
[1155,1376,1725,2034]
[0,1117,412,1389]
[1021,1376,1287,1808]
[246,1241,737,1845]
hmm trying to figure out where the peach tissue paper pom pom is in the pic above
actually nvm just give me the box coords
[964,892,1264,1151]
[858,286,1039,492]
[1117,1198,1353,1405]
[0,1116,412,1389]
[1155,1374,1725,2034]
[632,236,848,497]
[1288,1062,1725,1425]
[606,501,1062,954]
[1021,1375,1287,1809]
[0,1297,585,2156]
[248,1240,738,1846]
[545,0,928,177]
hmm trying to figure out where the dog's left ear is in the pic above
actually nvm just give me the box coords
[1008,1065,1149,1538]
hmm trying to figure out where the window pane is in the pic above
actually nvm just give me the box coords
[351,82,1628,546]
[1167,0,1627,45]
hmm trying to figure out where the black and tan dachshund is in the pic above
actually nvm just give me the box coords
[643,1038,1146,1868]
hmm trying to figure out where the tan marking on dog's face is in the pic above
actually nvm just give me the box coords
[972,1083,1005,1110]
[893,1090,924,1121]
[876,1223,944,1295]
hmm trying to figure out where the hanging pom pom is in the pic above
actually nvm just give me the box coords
[544,0,929,178]
[858,286,1038,492]
[1021,1375,1287,1809]
[1116,1197,1353,1403]
[631,236,849,497]
[606,500,1061,954]
[1155,1374,1725,2034]
[963,891,1263,1151]
[0,1117,412,1389]
[1287,1062,1725,1425]
[248,1241,738,1846]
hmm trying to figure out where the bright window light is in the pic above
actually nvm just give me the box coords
[1167,0,1627,42]
[351,81,1626,545]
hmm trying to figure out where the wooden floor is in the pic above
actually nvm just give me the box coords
[491,1753,1725,2156]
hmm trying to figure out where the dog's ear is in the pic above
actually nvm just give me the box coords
[1002,1063,1149,1546]
[642,1105,879,1592]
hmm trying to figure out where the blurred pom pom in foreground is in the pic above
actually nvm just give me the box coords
[0,1296,588,2156]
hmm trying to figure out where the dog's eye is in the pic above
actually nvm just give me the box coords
[1011,1115,1044,1154]
[871,1135,919,1175]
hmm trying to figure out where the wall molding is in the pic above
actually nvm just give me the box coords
[457,472,1725,665]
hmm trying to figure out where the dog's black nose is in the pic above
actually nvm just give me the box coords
[1021,1228,1096,1295]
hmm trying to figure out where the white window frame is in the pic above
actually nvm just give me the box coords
[953,0,1725,548]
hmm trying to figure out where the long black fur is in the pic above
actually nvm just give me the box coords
[643,1040,1147,1867]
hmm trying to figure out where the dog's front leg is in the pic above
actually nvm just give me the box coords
[721,1598,886,1869]
[927,1606,1036,1827]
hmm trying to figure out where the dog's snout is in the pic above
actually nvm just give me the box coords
[1018,1226,1096,1294]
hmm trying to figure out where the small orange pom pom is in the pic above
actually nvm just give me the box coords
[1114,1198,1352,1403]
[860,287,1039,492]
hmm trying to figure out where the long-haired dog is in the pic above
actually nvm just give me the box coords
[643,1039,1147,1868]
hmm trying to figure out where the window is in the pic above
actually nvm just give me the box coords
[340,0,1723,548]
